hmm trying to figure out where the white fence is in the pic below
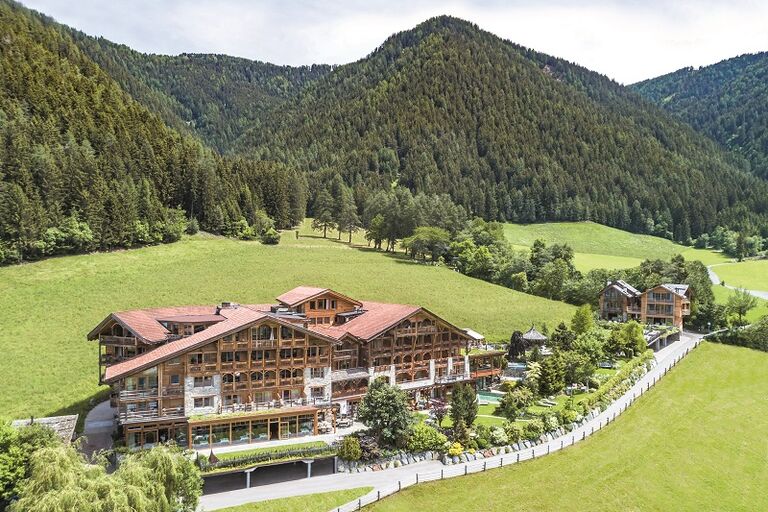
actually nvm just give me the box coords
[332,339,701,512]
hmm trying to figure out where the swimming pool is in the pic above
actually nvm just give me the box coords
[477,391,503,404]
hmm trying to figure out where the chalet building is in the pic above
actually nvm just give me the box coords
[598,281,692,329]
[89,286,504,450]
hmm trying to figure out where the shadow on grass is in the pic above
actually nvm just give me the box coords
[46,387,111,433]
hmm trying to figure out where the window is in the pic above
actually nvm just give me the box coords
[169,374,180,385]
[252,350,264,361]
[221,351,235,363]
[193,376,213,387]
[311,386,325,399]
[189,354,203,365]
[308,346,320,358]
[203,353,217,364]
[317,299,328,309]
[292,348,303,359]
[194,397,213,408]
[330,299,337,309]
[310,367,325,379]
[255,325,275,340]
[235,351,248,362]
[168,357,181,366]
[280,348,292,359]
[224,394,241,406]
[309,301,316,310]
[194,324,205,333]
[280,326,293,339]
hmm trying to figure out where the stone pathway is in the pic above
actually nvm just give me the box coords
[80,400,116,457]
[198,333,702,511]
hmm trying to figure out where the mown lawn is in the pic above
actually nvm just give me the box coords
[217,487,372,512]
[712,260,768,291]
[367,343,768,511]
[0,230,574,424]
[503,221,729,267]
[215,441,328,461]
[712,285,768,324]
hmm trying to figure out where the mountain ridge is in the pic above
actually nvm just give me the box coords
[632,51,768,179]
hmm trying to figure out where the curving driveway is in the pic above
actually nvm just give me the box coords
[198,333,703,512]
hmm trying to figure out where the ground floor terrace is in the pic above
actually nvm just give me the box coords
[124,405,327,450]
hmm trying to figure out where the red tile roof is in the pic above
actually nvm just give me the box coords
[309,301,421,341]
[275,286,329,306]
[103,307,266,383]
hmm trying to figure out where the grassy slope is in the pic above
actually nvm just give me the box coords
[712,285,768,324]
[712,260,768,291]
[218,487,372,512]
[0,229,574,422]
[368,343,768,511]
[504,221,729,270]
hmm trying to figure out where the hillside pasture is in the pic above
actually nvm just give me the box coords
[0,231,574,423]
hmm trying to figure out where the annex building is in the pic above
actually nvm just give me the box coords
[89,286,504,449]
[598,280,692,329]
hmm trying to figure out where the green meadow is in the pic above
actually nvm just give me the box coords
[504,221,729,271]
[0,228,573,424]
[712,260,768,291]
[712,285,768,324]
[217,487,372,512]
[367,343,768,511]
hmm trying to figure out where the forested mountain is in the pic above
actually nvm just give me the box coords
[66,32,332,151]
[237,16,768,240]
[0,0,307,263]
[632,52,768,179]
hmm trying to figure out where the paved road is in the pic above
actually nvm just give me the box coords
[80,400,116,458]
[708,265,768,300]
[198,333,702,511]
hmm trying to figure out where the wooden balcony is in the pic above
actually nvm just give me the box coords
[253,340,278,348]
[118,406,185,424]
[99,335,137,346]
[279,377,304,386]
[119,388,158,400]
[161,386,184,397]
[188,363,217,373]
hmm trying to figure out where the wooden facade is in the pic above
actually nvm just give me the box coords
[598,281,691,329]
[91,287,505,450]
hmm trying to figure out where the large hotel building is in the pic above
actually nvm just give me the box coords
[89,286,504,449]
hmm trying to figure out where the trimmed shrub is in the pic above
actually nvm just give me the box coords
[503,422,524,444]
[338,436,362,461]
[523,418,544,440]
[447,442,464,457]
[407,423,448,452]
[490,426,509,446]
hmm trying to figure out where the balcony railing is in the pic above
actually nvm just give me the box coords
[188,363,217,373]
[435,373,468,384]
[279,377,304,386]
[253,340,278,348]
[161,386,184,397]
[119,406,185,423]
[99,335,137,346]
[218,397,330,415]
[119,388,158,400]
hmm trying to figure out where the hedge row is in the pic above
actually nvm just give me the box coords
[586,350,655,409]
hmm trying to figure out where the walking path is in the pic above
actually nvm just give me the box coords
[707,264,768,300]
[80,400,116,457]
[198,332,702,511]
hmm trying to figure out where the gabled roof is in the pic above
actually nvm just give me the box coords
[276,286,362,308]
[660,283,690,298]
[604,280,640,298]
[308,301,421,341]
[101,306,339,383]
[87,305,224,344]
